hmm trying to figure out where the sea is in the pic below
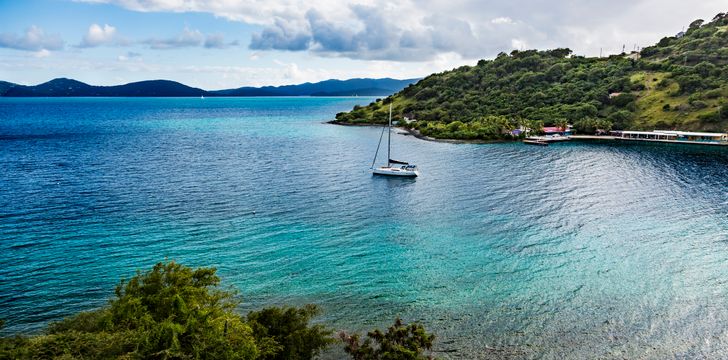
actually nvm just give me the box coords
[0,97,727,359]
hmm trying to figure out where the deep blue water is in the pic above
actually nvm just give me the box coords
[1,97,727,359]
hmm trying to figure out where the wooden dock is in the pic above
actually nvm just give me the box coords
[569,135,727,146]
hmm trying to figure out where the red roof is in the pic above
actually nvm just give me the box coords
[543,127,567,133]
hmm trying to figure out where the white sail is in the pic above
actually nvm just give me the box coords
[371,104,419,177]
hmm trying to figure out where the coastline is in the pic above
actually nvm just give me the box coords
[326,120,384,127]
[328,122,728,147]
[326,120,515,144]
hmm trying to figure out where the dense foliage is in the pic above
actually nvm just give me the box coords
[340,318,436,360]
[247,305,334,360]
[0,262,438,360]
[0,262,332,360]
[336,13,728,139]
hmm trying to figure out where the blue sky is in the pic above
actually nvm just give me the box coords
[0,0,725,89]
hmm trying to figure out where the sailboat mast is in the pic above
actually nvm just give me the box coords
[387,104,392,167]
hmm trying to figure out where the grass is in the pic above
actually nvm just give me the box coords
[631,71,727,131]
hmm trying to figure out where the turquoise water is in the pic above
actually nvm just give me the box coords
[1,97,727,358]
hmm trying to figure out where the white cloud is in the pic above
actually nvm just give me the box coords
[33,49,52,58]
[491,17,513,25]
[117,51,142,61]
[0,26,64,51]
[203,33,229,48]
[80,23,118,47]
[141,27,235,49]
[511,39,527,50]
[143,26,204,49]
[78,0,728,61]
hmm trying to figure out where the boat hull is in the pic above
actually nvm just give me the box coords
[372,167,419,177]
[523,139,549,146]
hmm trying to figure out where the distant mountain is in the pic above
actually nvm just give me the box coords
[0,81,19,96]
[0,77,418,97]
[209,78,419,97]
[3,78,206,97]
[310,87,402,96]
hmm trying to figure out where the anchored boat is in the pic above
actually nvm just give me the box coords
[371,105,419,177]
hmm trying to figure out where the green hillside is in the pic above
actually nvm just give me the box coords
[335,13,728,140]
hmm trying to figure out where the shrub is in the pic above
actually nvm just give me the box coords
[248,305,334,360]
[721,105,728,119]
[691,100,709,109]
[340,318,436,360]
[698,111,721,122]
[0,262,334,360]
[656,78,673,90]
[703,89,722,99]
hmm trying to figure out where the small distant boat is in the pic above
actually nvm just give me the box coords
[371,104,419,177]
[523,139,549,146]
[200,95,205,99]
[524,134,570,146]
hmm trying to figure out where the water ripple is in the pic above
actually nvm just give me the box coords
[1,98,727,359]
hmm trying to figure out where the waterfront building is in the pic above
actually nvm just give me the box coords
[618,130,728,144]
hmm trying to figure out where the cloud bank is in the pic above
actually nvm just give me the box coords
[0,26,64,51]
[74,24,236,50]
[142,27,235,49]
[78,0,728,61]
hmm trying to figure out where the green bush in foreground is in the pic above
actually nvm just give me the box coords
[0,262,437,360]
[0,261,331,360]
[247,305,334,360]
[340,318,436,360]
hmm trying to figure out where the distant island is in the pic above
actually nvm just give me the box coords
[334,13,728,140]
[0,77,418,97]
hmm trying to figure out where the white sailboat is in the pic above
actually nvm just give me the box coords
[371,104,419,177]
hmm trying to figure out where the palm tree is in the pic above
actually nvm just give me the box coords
[555,118,569,133]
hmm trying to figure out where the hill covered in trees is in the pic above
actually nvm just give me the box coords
[334,13,728,140]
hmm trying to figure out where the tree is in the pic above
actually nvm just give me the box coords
[611,93,637,107]
[721,105,728,120]
[0,262,333,360]
[573,117,612,134]
[555,118,569,132]
[687,19,705,33]
[48,261,261,359]
[247,305,334,360]
[340,318,436,360]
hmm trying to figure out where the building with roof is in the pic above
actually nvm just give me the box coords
[543,126,573,136]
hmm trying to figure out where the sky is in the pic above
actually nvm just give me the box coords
[0,0,725,90]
